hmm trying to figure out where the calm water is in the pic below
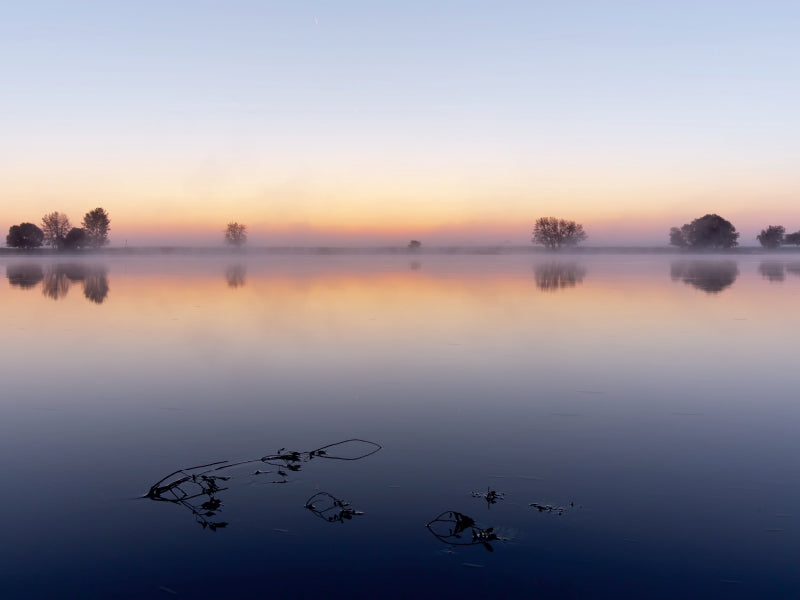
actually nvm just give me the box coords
[2,253,799,599]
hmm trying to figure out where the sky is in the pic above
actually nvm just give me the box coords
[2,1,799,247]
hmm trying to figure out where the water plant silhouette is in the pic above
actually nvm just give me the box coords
[529,501,574,516]
[426,510,502,552]
[471,486,505,507]
[305,491,364,524]
[144,439,381,531]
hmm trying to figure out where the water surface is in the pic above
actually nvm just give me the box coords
[2,253,798,598]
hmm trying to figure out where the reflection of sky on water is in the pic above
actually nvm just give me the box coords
[1,254,799,598]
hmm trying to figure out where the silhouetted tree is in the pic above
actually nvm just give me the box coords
[669,227,687,248]
[784,231,800,246]
[82,207,111,247]
[669,214,739,249]
[408,240,422,250]
[757,225,785,249]
[7,223,44,249]
[63,228,88,250]
[224,222,247,247]
[670,260,739,293]
[6,264,44,288]
[41,212,72,249]
[534,262,587,291]
[532,217,587,250]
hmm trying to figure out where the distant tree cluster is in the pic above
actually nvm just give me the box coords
[669,214,739,249]
[757,225,800,248]
[670,213,800,250]
[6,208,110,251]
[531,217,587,250]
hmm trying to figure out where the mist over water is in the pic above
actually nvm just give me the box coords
[1,253,799,598]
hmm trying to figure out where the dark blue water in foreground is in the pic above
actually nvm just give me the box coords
[1,254,798,598]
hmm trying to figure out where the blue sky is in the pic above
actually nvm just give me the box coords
[3,1,799,245]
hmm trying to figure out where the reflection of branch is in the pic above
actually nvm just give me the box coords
[145,439,382,531]
[305,492,364,524]
[426,511,502,552]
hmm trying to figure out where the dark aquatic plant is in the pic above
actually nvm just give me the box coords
[471,486,505,507]
[144,439,381,531]
[529,501,574,516]
[426,510,502,552]
[305,491,364,524]
[144,460,233,531]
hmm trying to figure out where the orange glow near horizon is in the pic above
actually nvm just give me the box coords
[3,159,800,246]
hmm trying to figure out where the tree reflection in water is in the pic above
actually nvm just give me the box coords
[83,269,110,303]
[225,264,246,288]
[787,262,800,277]
[670,260,739,294]
[6,263,109,303]
[6,264,45,289]
[758,261,785,282]
[144,439,381,531]
[533,261,586,292]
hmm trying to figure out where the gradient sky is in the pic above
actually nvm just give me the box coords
[2,1,799,246]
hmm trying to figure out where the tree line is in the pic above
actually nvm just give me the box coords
[7,210,799,250]
[669,213,800,249]
[529,213,800,250]
[6,208,111,250]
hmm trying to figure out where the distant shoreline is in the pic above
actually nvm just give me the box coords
[2,245,800,256]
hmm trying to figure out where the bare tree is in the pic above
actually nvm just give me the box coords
[532,217,587,250]
[82,207,111,247]
[41,212,71,249]
[224,222,247,247]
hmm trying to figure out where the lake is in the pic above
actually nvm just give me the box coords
[2,252,799,599]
